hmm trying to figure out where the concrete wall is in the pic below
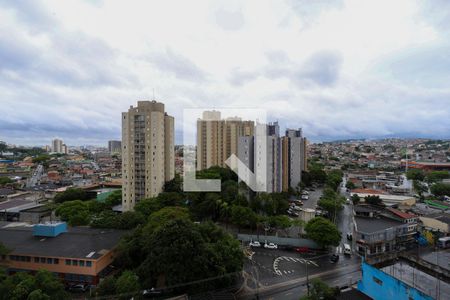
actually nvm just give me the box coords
[357,262,434,300]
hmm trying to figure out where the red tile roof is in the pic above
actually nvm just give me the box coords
[351,188,385,194]
[387,207,416,219]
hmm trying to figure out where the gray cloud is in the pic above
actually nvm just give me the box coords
[295,50,343,86]
[228,68,260,86]
[263,49,343,86]
[214,8,245,31]
[149,49,208,83]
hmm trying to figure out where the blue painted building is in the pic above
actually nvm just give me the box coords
[357,262,434,300]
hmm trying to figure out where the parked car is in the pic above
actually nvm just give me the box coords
[330,254,339,263]
[264,242,278,249]
[143,288,163,298]
[291,205,302,211]
[295,247,309,253]
[68,283,88,293]
[290,199,303,205]
[249,240,262,247]
[346,232,353,241]
[288,211,300,217]
[301,195,309,200]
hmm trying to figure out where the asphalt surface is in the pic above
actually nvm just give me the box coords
[242,181,362,300]
[27,164,44,187]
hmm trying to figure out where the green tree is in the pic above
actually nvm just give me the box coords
[54,188,89,203]
[32,154,51,164]
[55,200,91,226]
[345,181,356,190]
[95,275,117,296]
[105,190,122,206]
[163,173,183,193]
[0,177,13,185]
[406,169,425,181]
[134,197,162,218]
[305,217,341,248]
[116,271,140,300]
[300,278,340,300]
[426,171,450,183]
[326,169,343,190]
[364,195,383,206]
[27,289,50,300]
[351,194,360,205]
[230,205,258,230]
[430,183,450,197]
[0,270,66,300]
[318,188,344,220]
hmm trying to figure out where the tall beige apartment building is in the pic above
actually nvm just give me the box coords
[122,100,174,211]
[196,111,254,170]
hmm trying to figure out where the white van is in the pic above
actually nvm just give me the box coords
[344,243,351,255]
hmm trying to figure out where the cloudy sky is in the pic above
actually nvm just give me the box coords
[1,0,449,146]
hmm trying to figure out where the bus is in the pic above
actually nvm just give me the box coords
[437,236,450,249]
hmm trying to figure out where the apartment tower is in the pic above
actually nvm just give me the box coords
[51,139,63,153]
[281,129,307,191]
[196,111,254,170]
[122,101,174,211]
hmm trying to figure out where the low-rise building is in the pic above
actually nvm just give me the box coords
[419,213,450,234]
[0,222,127,285]
[354,205,418,262]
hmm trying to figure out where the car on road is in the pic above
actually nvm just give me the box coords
[264,242,278,249]
[330,254,339,263]
[346,198,351,204]
[249,240,262,247]
[344,243,352,255]
[346,232,352,241]
[68,283,88,293]
[295,247,309,253]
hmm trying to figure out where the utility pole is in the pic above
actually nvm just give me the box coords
[306,260,310,296]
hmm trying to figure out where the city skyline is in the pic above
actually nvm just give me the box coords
[1,0,450,146]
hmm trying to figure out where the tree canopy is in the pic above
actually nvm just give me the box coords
[364,195,383,206]
[0,269,67,300]
[54,187,90,203]
[300,278,340,300]
[305,217,341,248]
[116,206,243,293]
[430,183,450,197]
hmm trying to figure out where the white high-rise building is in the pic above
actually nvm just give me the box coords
[121,100,175,211]
[51,139,63,153]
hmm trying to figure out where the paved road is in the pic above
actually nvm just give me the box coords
[241,249,361,300]
[242,178,361,300]
[27,164,44,187]
[301,187,322,210]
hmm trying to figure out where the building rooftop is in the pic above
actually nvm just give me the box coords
[355,216,402,233]
[354,205,380,213]
[337,288,373,300]
[0,222,127,260]
[429,213,450,225]
[386,207,416,219]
